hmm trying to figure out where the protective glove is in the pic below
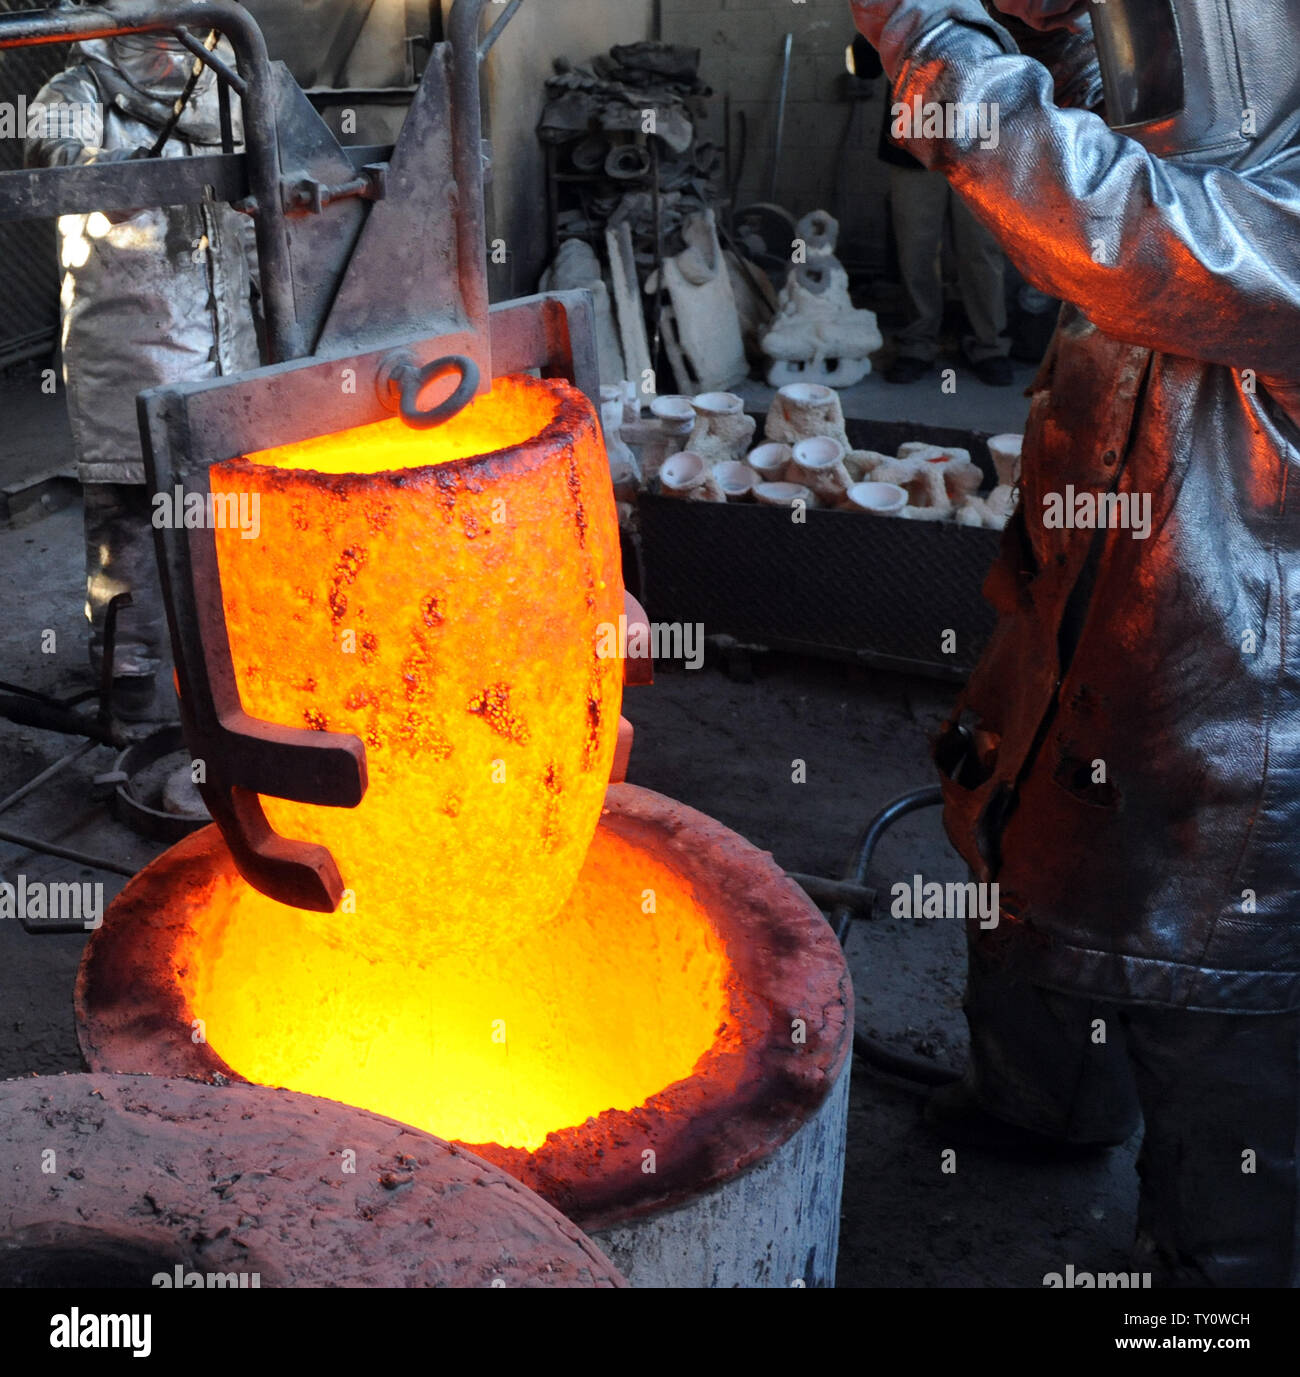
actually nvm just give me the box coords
[849,0,1017,81]
[991,0,1090,32]
[85,146,152,224]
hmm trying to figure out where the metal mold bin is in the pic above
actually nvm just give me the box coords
[632,418,1006,681]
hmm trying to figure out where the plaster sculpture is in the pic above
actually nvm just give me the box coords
[759,211,883,389]
[660,449,725,502]
[687,392,756,467]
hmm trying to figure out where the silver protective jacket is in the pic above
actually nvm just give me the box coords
[25,36,259,484]
[863,0,1300,1011]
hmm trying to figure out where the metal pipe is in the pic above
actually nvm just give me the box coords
[477,0,523,62]
[447,0,495,338]
[0,824,137,878]
[831,785,942,945]
[0,0,302,360]
[173,26,248,97]
[0,740,98,818]
[768,32,793,203]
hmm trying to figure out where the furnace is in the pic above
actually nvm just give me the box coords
[0,0,854,1290]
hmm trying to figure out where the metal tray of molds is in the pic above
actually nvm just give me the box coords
[632,418,1005,682]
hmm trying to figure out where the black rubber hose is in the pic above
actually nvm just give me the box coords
[835,784,962,1086]
[831,785,942,944]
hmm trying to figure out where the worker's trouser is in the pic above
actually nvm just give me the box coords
[964,938,1300,1287]
[889,163,1010,365]
[83,482,167,681]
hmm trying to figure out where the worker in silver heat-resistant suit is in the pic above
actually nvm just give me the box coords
[25,32,259,721]
[852,0,1300,1286]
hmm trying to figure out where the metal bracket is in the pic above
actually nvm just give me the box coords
[287,162,387,215]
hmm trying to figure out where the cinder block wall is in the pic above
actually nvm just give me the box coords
[457,0,658,300]
[662,0,891,271]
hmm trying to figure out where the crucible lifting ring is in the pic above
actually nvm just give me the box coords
[377,350,480,429]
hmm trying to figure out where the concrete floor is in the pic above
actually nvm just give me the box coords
[0,365,1142,1289]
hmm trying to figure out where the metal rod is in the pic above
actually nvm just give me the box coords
[829,785,962,1087]
[477,0,523,62]
[0,152,249,222]
[0,823,137,877]
[0,740,99,819]
[217,64,234,155]
[768,31,793,203]
[0,0,302,360]
[98,591,130,732]
[0,695,118,745]
[786,872,876,917]
[650,136,664,373]
[447,0,495,343]
[173,26,248,97]
[148,28,217,156]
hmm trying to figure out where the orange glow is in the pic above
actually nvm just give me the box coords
[174,822,735,1150]
[209,375,624,962]
[195,374,737,1149]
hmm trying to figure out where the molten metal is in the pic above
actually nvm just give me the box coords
[209,374,623,959]
[172,819,735,1150]
[191,374,735,1149]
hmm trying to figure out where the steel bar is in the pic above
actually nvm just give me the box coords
[0,143,390,223]
[832,785,942,944]
[786,872,876,918]
[768,32,792,204]
[0,823,137,877]
[172,26,247,97]
[0,739,98,818]
[0,694,118,745]
[447,0,493,343]
[0,153,247,221]
[477,0,523,62]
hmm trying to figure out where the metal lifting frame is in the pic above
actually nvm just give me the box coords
[0,0,602,911]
